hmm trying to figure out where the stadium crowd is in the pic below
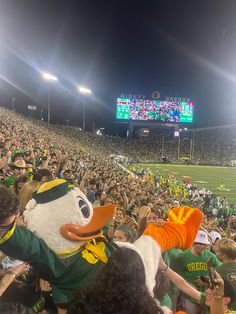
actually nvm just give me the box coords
[57,124,236,165]
[0,107,236,314]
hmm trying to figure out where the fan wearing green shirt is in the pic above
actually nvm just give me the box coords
[171,230,221,314]
[214,238,236,311]
[4,159,27,188]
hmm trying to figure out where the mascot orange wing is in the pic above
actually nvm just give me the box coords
[143,206,204,252]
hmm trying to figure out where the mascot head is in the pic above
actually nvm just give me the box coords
[24,179,116,254]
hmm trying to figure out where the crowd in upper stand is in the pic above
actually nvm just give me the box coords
[55,123,236,165]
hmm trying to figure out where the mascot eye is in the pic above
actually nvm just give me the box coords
[77,198,90,218]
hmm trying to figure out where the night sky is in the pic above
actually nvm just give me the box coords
[1,0,236,134]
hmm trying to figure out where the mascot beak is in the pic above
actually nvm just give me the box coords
[60,204,116,241]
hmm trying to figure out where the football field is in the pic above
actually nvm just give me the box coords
[139,164,236,205]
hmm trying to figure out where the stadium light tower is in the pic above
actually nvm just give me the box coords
[11,98,15,111]
[78,86,91,131]
[41,72,58,124]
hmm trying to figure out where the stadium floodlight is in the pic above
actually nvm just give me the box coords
[41,72,58,81]
[11,98,15,111]
[79,86,91,94]
[41,71,58,124]
[78,86,92,131]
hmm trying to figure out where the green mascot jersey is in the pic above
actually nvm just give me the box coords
[0,224,117,304]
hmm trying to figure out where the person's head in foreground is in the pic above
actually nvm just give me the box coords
[69,247,164,314]
[113,224,134,243]
[0,186,19,227]
[192,230,210,256]
[213,238,236,263]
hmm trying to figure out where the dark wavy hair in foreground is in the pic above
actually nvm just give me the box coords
[69,247,164,314]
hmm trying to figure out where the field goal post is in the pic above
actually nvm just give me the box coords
[177,138,194,162]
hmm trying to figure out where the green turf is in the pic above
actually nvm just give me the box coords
[138,164,236,205]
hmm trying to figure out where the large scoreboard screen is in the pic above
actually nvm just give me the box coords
[116,98,194,123]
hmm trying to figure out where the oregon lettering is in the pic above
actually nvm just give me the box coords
[186,262,208,272]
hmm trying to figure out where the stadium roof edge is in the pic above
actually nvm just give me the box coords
[186,124,236,132]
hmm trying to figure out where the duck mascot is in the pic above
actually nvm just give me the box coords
[0,179,203,309]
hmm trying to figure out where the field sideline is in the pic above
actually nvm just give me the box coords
[138,164,236,205]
